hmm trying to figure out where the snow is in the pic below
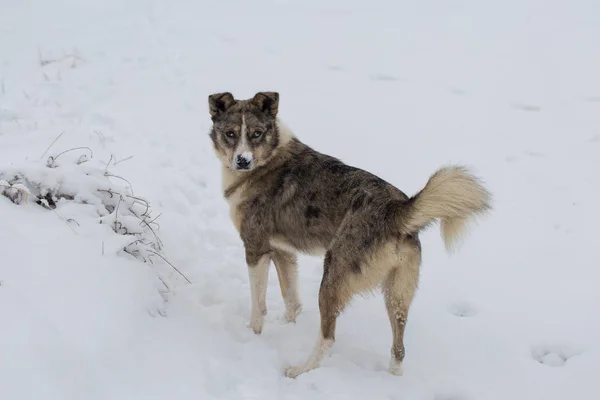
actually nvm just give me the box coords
[1,0,598,399]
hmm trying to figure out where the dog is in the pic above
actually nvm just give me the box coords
[207,91,491,378]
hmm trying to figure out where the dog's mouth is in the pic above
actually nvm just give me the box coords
[232,165,254,172]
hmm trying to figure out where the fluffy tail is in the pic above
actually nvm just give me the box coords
[400,165,491,252]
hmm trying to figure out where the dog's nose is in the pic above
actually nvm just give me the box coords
[235,155,250,170]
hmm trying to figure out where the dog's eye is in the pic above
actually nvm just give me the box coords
[225,131,235,138]
[252,131,262,138]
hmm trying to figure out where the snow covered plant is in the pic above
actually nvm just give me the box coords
[0,147,166,266]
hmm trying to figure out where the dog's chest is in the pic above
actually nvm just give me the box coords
[226,190,244,232]
[222,169,245,232]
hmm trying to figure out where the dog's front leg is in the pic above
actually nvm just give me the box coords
[272,249,302,323]
[246,249,270,335]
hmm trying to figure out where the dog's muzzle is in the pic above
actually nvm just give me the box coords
[234,154,251,170]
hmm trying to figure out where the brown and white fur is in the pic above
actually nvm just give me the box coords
[208,91,492,378]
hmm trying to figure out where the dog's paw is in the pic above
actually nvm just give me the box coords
[283,365,308,379]
[388,358,404,376]
[248,314,264,335]
[284,303,302,323]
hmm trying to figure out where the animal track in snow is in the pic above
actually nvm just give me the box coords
[89,113,115,129]
[370,74,402,82]
[505,150,545,163]
[448,301,478,318]
[588,135,600,143]
[531,345,582,367]
[511,103,541,112]
[523,150,545,157]
[433,391,470,400]
[217,35,237,45]
[449,88,467,96]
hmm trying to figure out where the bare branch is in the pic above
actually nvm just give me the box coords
[157,276,170,291]
[104,154,115,174]
[114,155,134,166]
[141,219,163,249]
[47,146,93,167]
[5,149,171,290]
[52,209,78,235]
[104,173,133,194]
[147,249,192,284]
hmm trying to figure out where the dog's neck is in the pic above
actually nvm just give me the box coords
[274,118,296,148]
[222,166,249,199]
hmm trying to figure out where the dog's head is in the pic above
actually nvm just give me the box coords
[208,91,283,172]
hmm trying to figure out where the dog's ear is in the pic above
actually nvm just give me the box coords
[251,92,279,117]
[208,92,236,118]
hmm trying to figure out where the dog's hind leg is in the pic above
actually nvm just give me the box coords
[382,236,421,375]
[272,249,302,323]
[284,250,353,378]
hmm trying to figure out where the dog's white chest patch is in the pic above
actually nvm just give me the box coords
[222,167,245,232]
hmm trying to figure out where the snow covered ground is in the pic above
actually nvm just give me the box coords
[1,0,599,399]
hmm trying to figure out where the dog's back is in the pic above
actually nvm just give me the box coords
[232,137,411,258]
